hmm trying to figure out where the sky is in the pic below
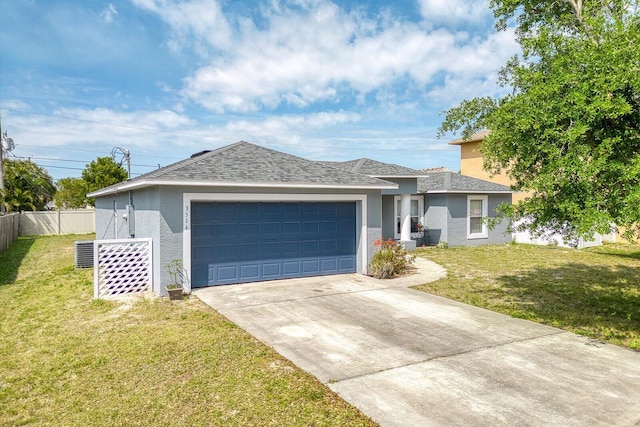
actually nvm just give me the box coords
[0,0,519,181]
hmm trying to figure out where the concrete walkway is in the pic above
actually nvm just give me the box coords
[194,258,640,426]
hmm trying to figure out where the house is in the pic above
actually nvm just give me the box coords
[88,141,512,294]
[324,159,513,247]
[418,171,512,246]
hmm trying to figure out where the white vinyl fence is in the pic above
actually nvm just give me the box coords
[20,210,95,236]
[94,238,153,299]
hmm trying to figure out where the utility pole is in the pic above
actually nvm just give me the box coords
[111,146,131,179]
[0,115,16,214]
[0,115,5,214]
[0,116,4,191]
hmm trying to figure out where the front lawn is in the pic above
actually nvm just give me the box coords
[0,235,376,426]
[415,243,640,350]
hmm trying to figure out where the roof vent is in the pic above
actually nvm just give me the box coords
[191,150,211,158]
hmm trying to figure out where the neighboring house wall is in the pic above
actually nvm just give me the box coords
[425,194,511,246]
[459,141,524,203]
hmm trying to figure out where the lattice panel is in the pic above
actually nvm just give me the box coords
[94,238,153,298]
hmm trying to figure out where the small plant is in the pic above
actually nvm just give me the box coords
[368,238,415,279]
[436,241,449,249]
[165,258,185,290]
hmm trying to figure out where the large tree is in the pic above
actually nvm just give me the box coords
[439,0,640,241]
[82,157,127,206]
[1,159,56,212]
[54,177,89,209]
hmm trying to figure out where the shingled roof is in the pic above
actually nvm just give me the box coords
[418,171,512,194]
[88,141,397,197]
[322,158,422,177]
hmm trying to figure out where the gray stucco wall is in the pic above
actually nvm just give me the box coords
[424,194,448,245]
[381,178,417,195]
[381,195,395,240]
[94,193,134,240]
[445,193,511,247]
[94,187,165,293]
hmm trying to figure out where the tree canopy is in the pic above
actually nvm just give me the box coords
[82,157,128,206]
[1,159,56,212]
[440,0,640,241]
[54,177,89,209]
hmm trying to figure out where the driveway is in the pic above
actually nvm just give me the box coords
[194,258,640,426]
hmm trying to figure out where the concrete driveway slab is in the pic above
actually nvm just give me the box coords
[194,257,640,426]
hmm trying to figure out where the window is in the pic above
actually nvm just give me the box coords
[394,196,423,238]
[467,195,488,239]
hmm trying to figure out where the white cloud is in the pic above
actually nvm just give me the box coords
[164,0,518,113]
[131,0,232,52]
[100,3,118,23]
[6,108,196,155]
[225,110,360,136]
[417,0,492,24]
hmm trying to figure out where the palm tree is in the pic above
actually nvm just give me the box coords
[1,187,37,212]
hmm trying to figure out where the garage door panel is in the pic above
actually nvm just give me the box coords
[214,223,238,239]
[240,264,260,279]
[282,221,301,236]
[321,258,337,272]
[191,201,356,287]
[303,260,320,273]
[240,243,261,260]
[240,223,260,238]
[338,257,356,270]
[240,203,260,217]
[321,240,338,254]
[262,262,281,277]
[338,238,356,254]
[302,203,319,216]
[263,222,281,237]
[282,203,301,216]
[303,221,319,234]
[303,240,320,255]
[261,203,281,217]
[217,265,238,281]
[282,241,301,256]
[262,241,281,256]
[283,261,301,275]
[321,220,338,233]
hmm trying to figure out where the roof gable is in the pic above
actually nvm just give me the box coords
[324,158,421,177]
[88,141,396,197]
[418,171,512,193]
[448,130,490,145]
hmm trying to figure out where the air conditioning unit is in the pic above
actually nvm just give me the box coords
[75,240,94,269]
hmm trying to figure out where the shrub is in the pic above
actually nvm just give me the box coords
[368,238,415,279]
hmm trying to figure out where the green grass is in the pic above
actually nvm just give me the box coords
[0,235,376,426]
[414,242,640,350]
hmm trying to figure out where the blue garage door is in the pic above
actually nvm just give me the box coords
[191,202,357,287]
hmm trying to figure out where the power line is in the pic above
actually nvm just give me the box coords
[16,143,177,159]
[15,155,158,168]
